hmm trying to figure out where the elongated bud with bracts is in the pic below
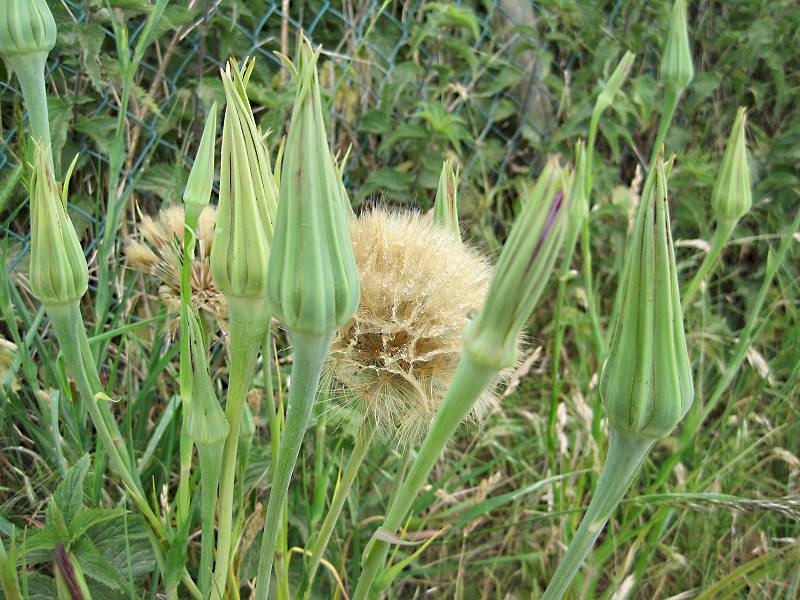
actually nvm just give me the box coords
[433,159,461,240]
[660,0,694,90]
[596,51,635,113]
[29,145,88,306]
[210,59,277,302]
[185,311,229,448]
[712,107,751,224]
[54,544,91,600]
[600,157,693,439]
[463,158,570,371]
[543,158,693,600]
[266,37,360,336]
[183,105,218,230]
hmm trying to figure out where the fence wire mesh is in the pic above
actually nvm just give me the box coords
[1,0,622,275]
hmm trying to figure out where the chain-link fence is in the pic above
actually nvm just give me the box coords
[1,0,596,276]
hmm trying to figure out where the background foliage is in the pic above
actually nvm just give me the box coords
[1,0,798,598]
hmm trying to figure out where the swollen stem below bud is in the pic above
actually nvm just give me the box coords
[254,329,335,600]
[541,431,654,600]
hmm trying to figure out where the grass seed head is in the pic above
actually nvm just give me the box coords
[600,159,693,439]
[327,208,497,444]
[126,205,225,336]
[29,145,88,306]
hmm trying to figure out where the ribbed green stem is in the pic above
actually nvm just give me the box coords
[211,298,268,600]
[541,431,653,600]
[254,330,334,600]
[648,85,680,170]
[299,423,374,599]
[682,218,737,310]
[197,442,224,599]
[47,302,163,532]
[353,356,497,600]
[10,53,51,154]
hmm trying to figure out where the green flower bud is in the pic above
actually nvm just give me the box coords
[267,37,360,336]
[186,310,229,447]
[0,0,56,61]
[596,51,635,113]
[183,105,218,229]
[433,159,461,240]
[712,107,751,223]
[463,158,570,370]
[600,159,693,439]
[29,145,88,306]
[660,0,694,90]
[54,544,91,600]
[210,59,278,301]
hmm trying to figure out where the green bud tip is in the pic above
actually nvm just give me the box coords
[185,310,229,447]
[29,144,89,306]
[0,0,56,61]
[183,103,218,227]
[210,58,278,301]
[599,157,693,440]
[712,106,751,223]
[463,158,570,370]
[596,50,635,113]
[433,158,461,240]
[660,0,694,90]
[267,36,360,336]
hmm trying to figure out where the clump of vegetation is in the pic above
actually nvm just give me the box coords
[1,1,798,599]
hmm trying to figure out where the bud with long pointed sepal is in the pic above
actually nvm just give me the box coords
[54,544,91,600]
[185,311,229,448]
[433,158,461,240]
[600,157,693,439]
[596,51,635,114]
[660,0,694,91]
[266,37,360,336]
[463,158,570,371]
[183,105,218,231]
[210,59,278,303]
[29,145,88,306]
[712,107,751,224]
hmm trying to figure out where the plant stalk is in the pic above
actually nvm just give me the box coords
[0,535,22,600]
[211,298,269,600]
[299,423,374,599]
[681,218,737,310]
[353,356,497,600]
[541,431,653,600]
[254,330,334,600]
[197,442,224,599]
[10,54,51,154]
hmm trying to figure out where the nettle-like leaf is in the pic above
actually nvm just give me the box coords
[52,455,90,524]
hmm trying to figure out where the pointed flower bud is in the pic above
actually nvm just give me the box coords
[267,37,360,336]
[712,107,751,223]
[185,310,229,447]
[210,59,278,302]
[660,0,694,90]
[433,159,461,240]
[29,145,88,306]
[596,51,635,113]
[183,105,218,230]
[463,158,570,370]
[0,0,56,62]
[54,544,91,600]
[600,159,693,439]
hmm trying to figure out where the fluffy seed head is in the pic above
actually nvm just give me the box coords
[126,205,225,336]
[327,208,498,444]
